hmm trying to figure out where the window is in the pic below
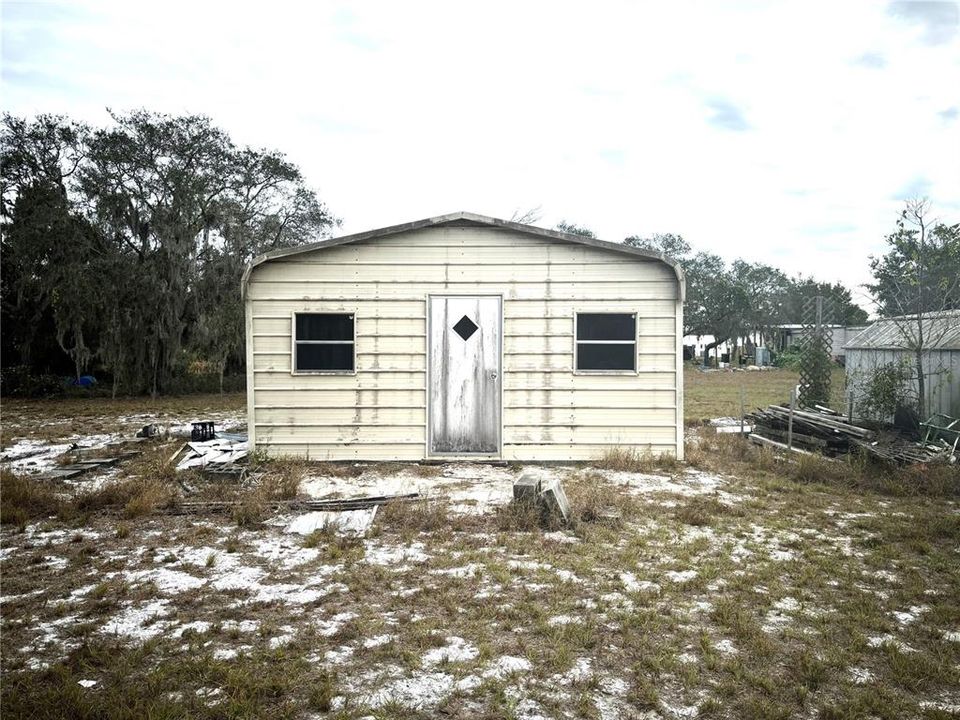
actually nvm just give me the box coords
[575,313,636,372]
[293,313,355,372]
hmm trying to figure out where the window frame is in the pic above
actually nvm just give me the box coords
[573,311,638,375]
[290,311,357,376]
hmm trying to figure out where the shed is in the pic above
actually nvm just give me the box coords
[844,310,960,418]
[242,212,686,461]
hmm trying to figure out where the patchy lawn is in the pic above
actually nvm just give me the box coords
[684,366,847,425]
[1,395,959,719]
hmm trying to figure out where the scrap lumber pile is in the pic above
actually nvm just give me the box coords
[746,405,958,464]
[746,405,872,457]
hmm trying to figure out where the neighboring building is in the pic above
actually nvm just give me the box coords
[242,212,686,461]
[775,324,868,362]
[844,310,960,418]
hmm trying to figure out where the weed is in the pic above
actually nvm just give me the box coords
[0,470,62,525]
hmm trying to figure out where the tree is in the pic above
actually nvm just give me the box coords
[555,221,596,238]
[865,199,960,416]
[623,232,691,261]
[1,110,336,396]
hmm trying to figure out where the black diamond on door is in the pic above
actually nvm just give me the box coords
[452,315,479,341]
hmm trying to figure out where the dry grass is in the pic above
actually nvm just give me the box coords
[684,365,847,424]
[0,470,63,527]
[687,429,960,497]
[597,446,682,473]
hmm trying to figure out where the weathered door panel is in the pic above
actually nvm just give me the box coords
[429,296,501,454]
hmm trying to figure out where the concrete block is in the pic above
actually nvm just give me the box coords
[539,477,570,524]
[513,473,540,502]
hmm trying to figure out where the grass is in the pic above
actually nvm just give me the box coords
[2,375,960,718]
[684,365,848,424]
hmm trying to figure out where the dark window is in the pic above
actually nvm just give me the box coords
[294,313,354,372]
[575,313,636,371]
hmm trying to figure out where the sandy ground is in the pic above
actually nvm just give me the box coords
[1,404,959,719]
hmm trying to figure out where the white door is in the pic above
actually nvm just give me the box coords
[428,296,501,455]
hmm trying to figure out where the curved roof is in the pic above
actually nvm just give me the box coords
[844,310,960,351]
[241,211,685,300]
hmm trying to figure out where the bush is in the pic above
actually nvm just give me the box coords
[854,360,916,423]
[0,366,65,398]
[773,346,803,370]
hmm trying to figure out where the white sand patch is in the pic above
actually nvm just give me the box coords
[324,645,355,663]
[544,531,579,544]
[364,540,430,566]
[661,701,700,718]
[284,508,377,537]
[547,615,578,626]
[361,671,456,708]
[210,564,265,591]
[920,701,960,713]
[102,600,172,641]
[769,549,795,561]
[250,537,322,569]
[551,657,593,685]
[422,636,479,666]
[620,572,660,594]
[221,619,259,633]
[125,568,205,594]
[891,605,928,625]
[2,589,45,604]
[850,667,875,684]
[213,646,250,660]
[42,556,69,571]
[268,626,296,649]
[867,634,915,652]
[678,652,697,664]
[300,462,517,515]
[430,563,482,578]
[943,631,960,642]
[872,569,899,583]
[317,612,357,636]
[599,468,729,499]
[172,621,212,637]
[715,639,738,654]
[665,570,698,583]
[363,634,393,648]
[483,655,532,678]
[773,597,800,612]
[77,679,97,688]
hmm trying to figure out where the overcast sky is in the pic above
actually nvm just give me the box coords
[3,1,958,309]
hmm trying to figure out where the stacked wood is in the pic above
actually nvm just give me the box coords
[746,405,873,457]
[166,493,420,516]
[746,405,957,464]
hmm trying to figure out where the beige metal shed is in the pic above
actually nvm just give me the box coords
[242,212,686,461]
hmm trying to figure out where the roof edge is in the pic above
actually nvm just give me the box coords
[241,211,686,300]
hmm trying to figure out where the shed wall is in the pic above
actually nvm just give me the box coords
[246,225,682,461]
[846,348,960,418]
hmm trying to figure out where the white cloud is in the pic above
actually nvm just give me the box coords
[2,0,958,308]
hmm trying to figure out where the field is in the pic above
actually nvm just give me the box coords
[1,374,959,719]
[684,366,848,424]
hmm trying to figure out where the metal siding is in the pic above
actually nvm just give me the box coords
[846,348,960,418]
[247,225,680,460]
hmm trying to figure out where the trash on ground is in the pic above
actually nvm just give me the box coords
[285,507,379,537]
[174,438,248,471]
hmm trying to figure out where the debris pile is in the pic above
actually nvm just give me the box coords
[172,437,248,471]
[746,405,958,464]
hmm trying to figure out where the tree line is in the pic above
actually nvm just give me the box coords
[557,221,871,360]
[1,111,337,396]
[3,111,956,396]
